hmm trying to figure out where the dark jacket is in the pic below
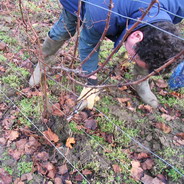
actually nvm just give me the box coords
[60,0,184,46]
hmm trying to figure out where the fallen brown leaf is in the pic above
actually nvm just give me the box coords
[155,79,168,88]
[54,177,62,184]
[75,174,83,181]
[6,130,19,141]
[9,148,23,160]
[66,137,75,149]
[118,86,128,91]
[0,41,6,51]
[176,132,184,139]
[152,177,165,184]
[0,66,6,72]
[25,136,41,154]
[43,162,56,179]
[82,169,92,175]
[137,152,149,160]
[65,98,75,107]
[138,104,153,113]
[65,180,72,184]
[117,97,130,104]
[112,164,121,173]
[0,137,6,145]
[58,164,68,175]
[0,103,7,111]
[159,107,168,114]
[141,172,166,184]
[51,103,64,117]
[21,173,33,182]
[130,160,144,181]
[43,128,59,143]
[0,168,12,184]
[84,118,97,130]
[169,91,184,99]
[16,139,27,151]
[157,174,167,183]
[127,101,136,112]
[34,151,49,162]
[154,122,172,133]
[141,159,154,170]
[161,114,175,121]
[173,136,184,146]
[106,133,114,144]
[141,174,154,184]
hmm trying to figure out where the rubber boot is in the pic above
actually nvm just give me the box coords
[133,64,158,108]
[29,34,65,87]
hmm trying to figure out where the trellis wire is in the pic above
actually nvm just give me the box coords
[1,61,184,177]
[3,59,184,178]
[0,90,91,184]
[1,63,131,179]
[2,0,184,180]
[94,108,184,177]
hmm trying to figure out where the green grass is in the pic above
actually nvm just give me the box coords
[2,74,20,88]
[18,96,42,126]
[0,54,7,62]
[4,166,13,175]
[157,94,181,107]
[1,63,29,88]
[69,121,83,133]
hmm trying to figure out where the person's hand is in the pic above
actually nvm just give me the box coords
[77,87,100,110]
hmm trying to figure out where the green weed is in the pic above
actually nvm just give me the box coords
[2,74,20,88]
[47,79,57,87]
[90,135,106,146]
[0,31,17,45]
[157,95,179,107]
[4,166,13,175]
[17,161,33,176]
[18,96,41,126]
[9,63,29,78]
[1,151,11,161]
[69,121,82,133]
[0,54,7,62]
[21,51,30,60]
[166,168,184,181]
[23,1,41,11]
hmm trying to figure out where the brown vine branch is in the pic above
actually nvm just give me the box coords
[68,49,184,89]
[18,0,28,31]
[18,0,50,119]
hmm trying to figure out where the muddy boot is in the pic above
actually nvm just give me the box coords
[29,34,65,87]
[133,64,158,108]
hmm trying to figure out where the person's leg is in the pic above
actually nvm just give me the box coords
[29,9,77,87]
[79,10,101,75]
[132,64,158,108]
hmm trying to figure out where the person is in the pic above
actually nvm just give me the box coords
[29,0,184,109]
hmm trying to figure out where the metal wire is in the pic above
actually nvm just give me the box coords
[2,0,184,180]
[0,90,91,184]
[3,60,184,178]
[94,108,184,177]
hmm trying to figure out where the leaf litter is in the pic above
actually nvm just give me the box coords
[0,0,184,183]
